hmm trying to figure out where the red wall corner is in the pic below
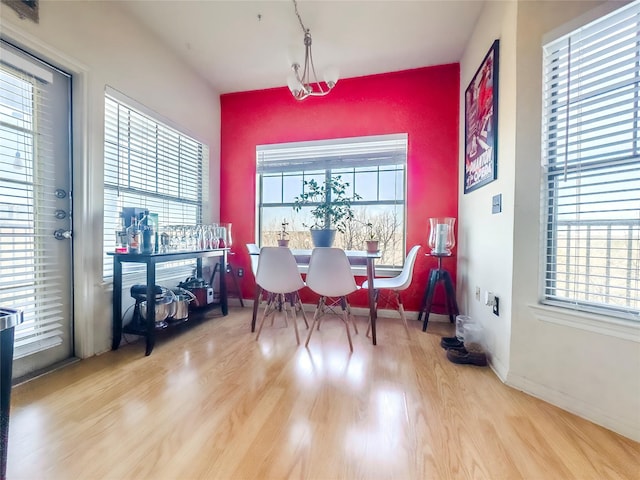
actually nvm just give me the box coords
[220,64,460,313]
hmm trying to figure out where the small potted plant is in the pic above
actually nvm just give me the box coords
[365,222,379,253]
[293,175,361,247]
[277,219,290,247]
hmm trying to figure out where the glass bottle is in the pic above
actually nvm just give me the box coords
[217,225,226,248]
[195,225,204,250]
[139,211,154,254]
[115,216,127,253]
[160,228,170,253]
[219,222,232,248]
[126,216,140,254]
[224,223,232,248]
[202,225,213,250]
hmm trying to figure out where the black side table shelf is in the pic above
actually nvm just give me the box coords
[109,249,228,356]
[418,253,459,331]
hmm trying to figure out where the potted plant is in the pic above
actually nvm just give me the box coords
[364,222,379,253]
[277,219,290,247]
[293,175,361,247]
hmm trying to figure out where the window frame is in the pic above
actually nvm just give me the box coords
[102,88,208,282]
[256,135,408,269]
[540,1,640,322]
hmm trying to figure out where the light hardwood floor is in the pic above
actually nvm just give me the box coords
[6,307,640,479]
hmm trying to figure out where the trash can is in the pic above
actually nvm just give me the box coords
[455,314,472,342]
[1,308,23,480]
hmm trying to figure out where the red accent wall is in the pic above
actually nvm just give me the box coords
[220,64,459,313]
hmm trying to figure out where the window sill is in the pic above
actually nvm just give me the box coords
[528,303,640,342]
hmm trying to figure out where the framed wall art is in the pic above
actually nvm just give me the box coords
[464,39,499,194]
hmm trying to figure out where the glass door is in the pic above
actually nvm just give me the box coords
[0,40,74,379]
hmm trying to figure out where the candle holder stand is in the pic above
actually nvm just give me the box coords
[418,253,459,331]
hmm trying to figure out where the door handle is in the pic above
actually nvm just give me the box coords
[54,229,72,240]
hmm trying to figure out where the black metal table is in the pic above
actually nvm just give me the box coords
[109,249,228,356]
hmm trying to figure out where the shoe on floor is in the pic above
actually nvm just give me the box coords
[446,348,487,366]
[440,336,464,350]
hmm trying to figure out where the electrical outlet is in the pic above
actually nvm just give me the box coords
[475,286,481,301]
[493,296,500,316]
[237,267,244,278]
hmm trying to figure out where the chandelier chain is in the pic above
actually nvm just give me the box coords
[293,0,308,34]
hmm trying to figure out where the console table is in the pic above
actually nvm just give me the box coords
[110,249,228,356]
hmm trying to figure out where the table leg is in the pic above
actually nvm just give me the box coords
[366,257,377,345]
[417,279,428,323]
[251,285,262,332]
[145,261,156,356]
[417,267,436,323]
[220,252,228,316]
[421,268,439,332]
[1,326,15,480]
[111,257,122,350]
[442,271,459,323]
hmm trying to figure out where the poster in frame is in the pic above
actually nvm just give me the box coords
[464,39,499,194]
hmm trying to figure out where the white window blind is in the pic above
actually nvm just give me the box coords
[0,59,65,356]
[103,93,208,281]
[541,1,640,320]
[257,134,408,173]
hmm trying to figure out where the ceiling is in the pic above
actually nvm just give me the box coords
[119,0,485,95]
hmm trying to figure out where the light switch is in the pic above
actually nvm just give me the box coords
[492,194,502,214]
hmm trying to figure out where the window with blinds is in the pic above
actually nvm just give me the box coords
[541,1,640,321]
[257,134,407,267]
[103,92,208,281]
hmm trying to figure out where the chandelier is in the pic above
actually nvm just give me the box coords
[287,0,339,100]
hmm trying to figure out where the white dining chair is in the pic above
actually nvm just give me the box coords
[254,247,308,344]
[361,245,421,336]
[305,247,359,352]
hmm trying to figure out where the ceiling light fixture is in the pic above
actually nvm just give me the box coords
[287,0,339,100]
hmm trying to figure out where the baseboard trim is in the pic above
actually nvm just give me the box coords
[507,372,640,442]
[13,357,81,387]
[236,298,452,323]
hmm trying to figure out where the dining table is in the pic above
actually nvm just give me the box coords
[249,248,382,345]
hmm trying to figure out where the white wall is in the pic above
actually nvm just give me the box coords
[459,0,640,441]
[458,0,517,382]
[1,0,221,359]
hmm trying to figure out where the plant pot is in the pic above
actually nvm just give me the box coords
[366,240,379,253]
[277,239,289,247]
[310,229,336,247]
